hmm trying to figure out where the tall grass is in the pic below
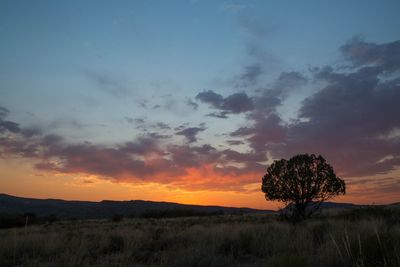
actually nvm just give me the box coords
[0,212,399,267]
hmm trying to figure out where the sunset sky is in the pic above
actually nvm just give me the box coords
[1,0,400,210]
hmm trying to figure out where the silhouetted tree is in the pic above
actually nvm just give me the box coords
[261,154,345,219]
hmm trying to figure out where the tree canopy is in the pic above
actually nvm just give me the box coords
[261,154,345,219]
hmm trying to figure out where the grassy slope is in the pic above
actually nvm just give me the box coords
[0,212,399,267]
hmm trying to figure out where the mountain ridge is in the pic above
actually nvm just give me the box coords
[0,193,271,219]
[1,193,398,220]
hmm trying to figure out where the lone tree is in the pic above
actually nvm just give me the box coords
[261,154,345,219]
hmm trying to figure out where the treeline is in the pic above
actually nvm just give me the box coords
[0,209,243,227]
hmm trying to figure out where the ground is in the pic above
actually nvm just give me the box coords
[0,210,399,267]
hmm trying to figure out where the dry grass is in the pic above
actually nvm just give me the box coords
[0,213,399,267]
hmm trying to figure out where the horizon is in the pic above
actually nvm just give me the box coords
[3,192,397,212]
[1,1,400,210]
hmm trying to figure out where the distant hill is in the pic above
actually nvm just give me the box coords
[0,193,272,220]
[2,193,397,221]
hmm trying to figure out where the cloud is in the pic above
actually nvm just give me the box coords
[274,63,400,176]
[206,112,229,119]
[0,120,20,133]
[21,127,42,138]
[0,107,9,119]
[176,126,206,143]
[186,98,199,110]
[148,132,171,139]
[253,71,307,114]
[196,71,305,119]
[231,12,282,89]
[0,107,20,133]
[2,38,400,195]
[154,122,171,130]
[0,107,265,192]
[0,123,264,192]
[222,92,254,113]
[174,123,190,131]
[124,117,136,124]
[340,37,400,72]
[83,70,129,97]
[195,90,224,108]
[240,63,263,85]
[231,113,286,153]
[226,140,245,146]
[196,90,254,116]
[227,38,400,178]
[118,137,161,155]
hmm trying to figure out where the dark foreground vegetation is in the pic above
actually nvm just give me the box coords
[0,207,399,267]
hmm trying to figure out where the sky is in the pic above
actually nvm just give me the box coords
[1,0,400,210]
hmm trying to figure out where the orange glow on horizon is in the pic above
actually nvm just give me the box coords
[1,158,398,211]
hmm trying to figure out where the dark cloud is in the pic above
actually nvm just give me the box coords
[186,98,199,110]
[0,120,20,133]
[119,137,161,155]
[232,39,400,178]
[223,149,266,163]
[254,71,307,114]
[174,123,190,131]
[0,107,21,133]
[206,112,229,119]
[222,92,254,113]
[223,38,400,179]
[240,64,263,85]
[0,107,9,119]
[274,71,307,95]
[176,126,206,143]
[340,37,400,72]
[196,90,254,117]
[195,90,224,108]
[196,72,305,119]
[274,63,400,177]
[226,140,245,146]
[167,144,221,169]
[148,132,171,139]
[21,127,42,138]
[231,113,286,154]
[300,67,399,136]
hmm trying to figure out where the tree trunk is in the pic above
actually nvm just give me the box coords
[294,202,307,220]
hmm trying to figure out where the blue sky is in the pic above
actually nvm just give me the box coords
[1,0,400,207]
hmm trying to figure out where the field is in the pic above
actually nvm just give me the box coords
[1,209,400,267]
